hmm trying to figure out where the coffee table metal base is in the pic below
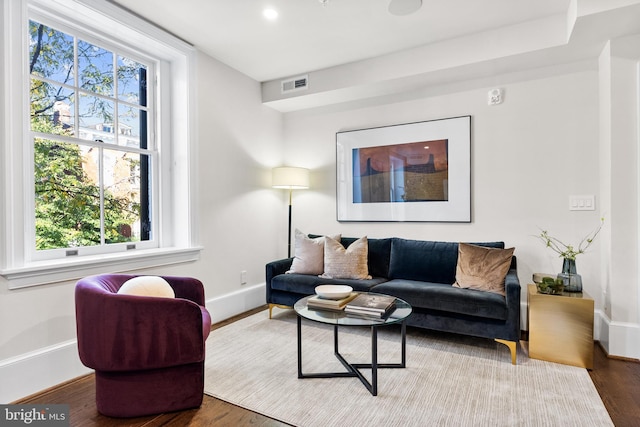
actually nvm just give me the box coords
[296,315,407,396]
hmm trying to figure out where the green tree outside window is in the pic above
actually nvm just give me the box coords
[29,20,150,250]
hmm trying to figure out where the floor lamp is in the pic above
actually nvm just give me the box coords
[272,167,310,258]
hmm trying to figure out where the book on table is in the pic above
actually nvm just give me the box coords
[345,293,396,318]
[306,292,359,312]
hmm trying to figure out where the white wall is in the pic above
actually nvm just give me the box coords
[598,37,640,357]
[0,51,285,403]
[284,69,601,297]
[282,69,609,330]
[283,59,640,360]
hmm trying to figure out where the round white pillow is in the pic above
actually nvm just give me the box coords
[117,276,175,298]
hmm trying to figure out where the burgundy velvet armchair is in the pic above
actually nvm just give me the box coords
[75,274,211,418]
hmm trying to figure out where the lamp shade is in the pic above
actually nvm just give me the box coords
[272,167,310,189]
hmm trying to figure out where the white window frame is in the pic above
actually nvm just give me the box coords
[1,0,201,289]
[27,13,159,261]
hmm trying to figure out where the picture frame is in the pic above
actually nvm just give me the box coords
[336,116,471,222]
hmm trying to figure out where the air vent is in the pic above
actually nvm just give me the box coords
[281,75,308,94]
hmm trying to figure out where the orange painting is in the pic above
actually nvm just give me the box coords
[353,139,449,203]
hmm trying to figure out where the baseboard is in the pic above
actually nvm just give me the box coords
[0,340,92,404]
[0,283,267,404]
[594,309,606,342]
[596,312,640,359]
[520,301,528,331]
[205,283,266,324]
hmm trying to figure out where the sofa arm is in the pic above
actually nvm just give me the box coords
[266,258,293,285]
[164,276,206,306]
[503,265,521,339]
[78,274,205,306]
[76,285,207,372]
[505,269,520,302]
[265,258,294,303]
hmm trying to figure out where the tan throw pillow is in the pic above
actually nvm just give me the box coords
[453,243,514,295]
[117,276,175,298]
[321,236,372,280]
[287,230,341,275]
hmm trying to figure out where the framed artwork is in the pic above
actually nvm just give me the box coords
[336,116,471,222]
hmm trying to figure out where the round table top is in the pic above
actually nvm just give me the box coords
[294,292,412,327]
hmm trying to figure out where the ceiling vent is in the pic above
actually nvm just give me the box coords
[281,75,308,94]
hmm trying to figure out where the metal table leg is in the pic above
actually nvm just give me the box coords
[297,315,407,396]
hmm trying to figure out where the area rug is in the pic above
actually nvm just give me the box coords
[204,309,612,427]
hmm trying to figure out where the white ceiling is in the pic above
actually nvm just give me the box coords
[110,0,572,82]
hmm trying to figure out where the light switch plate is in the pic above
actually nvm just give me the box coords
[569,195,595,211]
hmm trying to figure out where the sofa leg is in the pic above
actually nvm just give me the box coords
[268,303,291,319]
[495,339,517,365]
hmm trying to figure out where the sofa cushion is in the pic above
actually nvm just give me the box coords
[388,238,505,283]
[371,279,508,320]
[453,243,515,296]
[287,230,340,275]
[271,273,387,296]
[321,236,372,280]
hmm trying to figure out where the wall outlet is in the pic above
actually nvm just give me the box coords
[240,270,247,285]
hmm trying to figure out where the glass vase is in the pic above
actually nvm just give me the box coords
[557,258,583,292]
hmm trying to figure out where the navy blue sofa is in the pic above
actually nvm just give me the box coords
[265,236,521,364]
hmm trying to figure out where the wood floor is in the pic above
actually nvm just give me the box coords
[14,306,640,427]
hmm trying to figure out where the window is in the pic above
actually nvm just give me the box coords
[1,0,200,288]
[29,19,154,258]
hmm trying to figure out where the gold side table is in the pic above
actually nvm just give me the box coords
[527,284,594,369]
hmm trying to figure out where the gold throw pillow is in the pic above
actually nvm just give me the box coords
[453,243,514,295]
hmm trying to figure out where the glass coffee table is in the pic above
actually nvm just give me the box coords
[294,292,412,396]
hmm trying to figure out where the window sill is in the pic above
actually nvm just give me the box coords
[1,246,203,289]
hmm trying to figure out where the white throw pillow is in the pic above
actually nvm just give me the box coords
[287,229,341,275]
[117,276,175,298]
[320,236,372,280]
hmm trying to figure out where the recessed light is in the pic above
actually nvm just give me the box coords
[263,8,278,20]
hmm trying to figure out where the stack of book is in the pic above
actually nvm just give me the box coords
[345,294,396,318]
[306,292,358,312]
